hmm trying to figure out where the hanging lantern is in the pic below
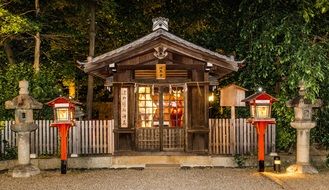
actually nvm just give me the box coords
[48,97,76,125]
[208,92,215,102]
[104,77,113,92]
[243,91,277,120]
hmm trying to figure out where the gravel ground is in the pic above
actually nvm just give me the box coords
[264,169,329,190]
[1,167,328,190]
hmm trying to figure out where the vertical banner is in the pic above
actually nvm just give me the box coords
[120,88,128,128]
[156,64,166,79]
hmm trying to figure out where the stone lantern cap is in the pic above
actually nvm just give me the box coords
[5,80,43,110]
[286,81,322,122]
[5,80,42,132]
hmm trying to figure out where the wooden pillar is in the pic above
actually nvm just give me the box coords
[113,84,119,151]
[159,86,164,151]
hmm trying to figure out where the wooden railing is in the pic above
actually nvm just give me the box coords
[0,119,275,156]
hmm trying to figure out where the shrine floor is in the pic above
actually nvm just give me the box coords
[1,167,329,190]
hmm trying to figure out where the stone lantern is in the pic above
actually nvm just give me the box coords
[286,81,322,174]
[5,80,43,177]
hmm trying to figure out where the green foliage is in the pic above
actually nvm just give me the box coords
[233,0,329,150]
[0,140,17,160]
[0,7,38,38]
[234,154,247,168]
[0,63,64,119]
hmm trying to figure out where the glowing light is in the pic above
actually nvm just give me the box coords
[138,87,157,128]
[208,93,214,102]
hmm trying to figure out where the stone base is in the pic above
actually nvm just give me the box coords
[9,164,40,178]
[286,164,318,174]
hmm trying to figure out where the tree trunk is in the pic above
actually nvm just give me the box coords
[33,0,41,73]
[86,0,96,119]
[3,40,15,64]
[33,32,41,73]
[35,0,40,15]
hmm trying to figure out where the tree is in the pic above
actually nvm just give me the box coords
[233,0,329,150]
[86,0,96,120]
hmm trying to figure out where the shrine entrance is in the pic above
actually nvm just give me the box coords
[136,85,186,151]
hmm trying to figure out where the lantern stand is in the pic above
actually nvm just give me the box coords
[242,91,277,172]
[274,155,281,172]
[47,97,78,174]
[270,152,281,172]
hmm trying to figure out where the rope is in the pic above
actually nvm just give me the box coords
[110,81,210,86]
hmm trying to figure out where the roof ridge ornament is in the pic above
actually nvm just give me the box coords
[154,46,168,59]
[152,17,169,31]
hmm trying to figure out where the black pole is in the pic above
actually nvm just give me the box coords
[273,156,281,172]
[61,160,67,174]
[258,160,265,172]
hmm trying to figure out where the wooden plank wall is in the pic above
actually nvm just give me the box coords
[0,120,114,156]
[209,118,276,155]
[0,119,275,156]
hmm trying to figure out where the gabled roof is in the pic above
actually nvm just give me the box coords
[47,97,81,107]
[83,28,241,78]
[220,84,248,92]
[242,91,278,103]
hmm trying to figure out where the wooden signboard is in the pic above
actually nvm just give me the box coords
[220,84,247,107]
[156,64,166,79]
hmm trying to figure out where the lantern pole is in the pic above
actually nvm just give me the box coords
[257,122,266,172]
[59,124,70,174]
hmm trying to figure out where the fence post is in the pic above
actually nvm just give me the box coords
[230,106,236,155]
[70,121,79,157]
[209,119,212,154]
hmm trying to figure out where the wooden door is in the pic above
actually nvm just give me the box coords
[135,85,185,151]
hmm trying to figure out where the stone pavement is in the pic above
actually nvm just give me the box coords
[0,167,328,190]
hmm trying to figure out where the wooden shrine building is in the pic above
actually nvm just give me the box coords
[84,17,239,153]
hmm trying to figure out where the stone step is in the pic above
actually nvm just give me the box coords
[111,164,145,170]
[145,164,181,168]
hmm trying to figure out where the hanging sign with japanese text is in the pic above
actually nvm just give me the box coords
[120,88,128,128]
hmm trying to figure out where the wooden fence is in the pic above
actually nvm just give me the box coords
[0,119,275,156]
[0,120,114,156]
[209,118,276,155]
